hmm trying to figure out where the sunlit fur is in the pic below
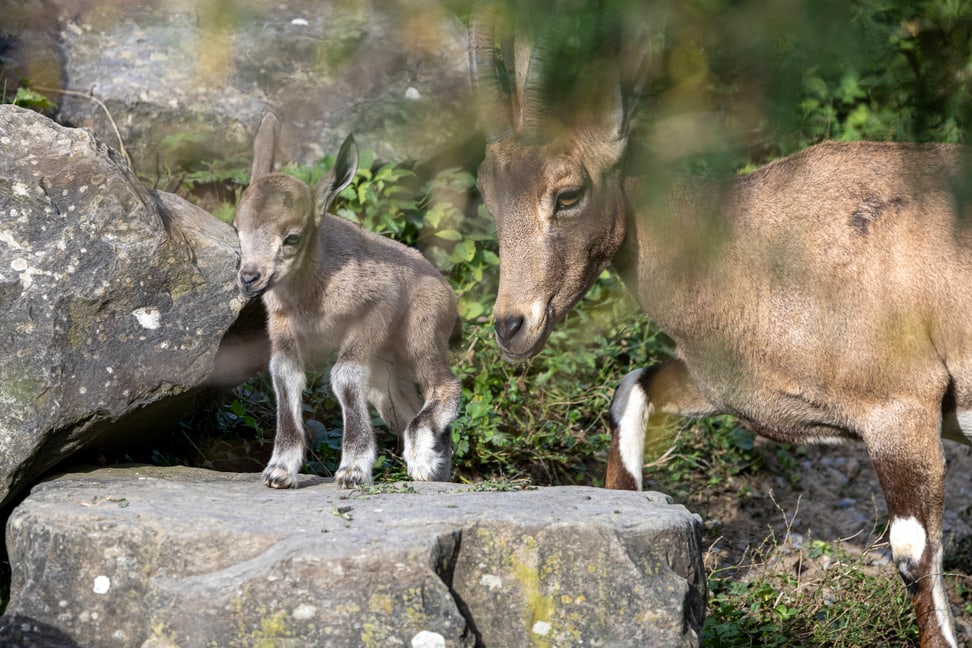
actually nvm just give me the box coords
[235,113,461,490]
[471,9,972,646]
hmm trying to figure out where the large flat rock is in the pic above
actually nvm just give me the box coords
[2,466,705,647]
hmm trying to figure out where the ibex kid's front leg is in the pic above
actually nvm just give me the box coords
[264,333,308,489]
[332,349,377,489]
[606,358,716,490]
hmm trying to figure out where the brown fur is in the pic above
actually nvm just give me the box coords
[235,113,461,489]
[471,11,971,647]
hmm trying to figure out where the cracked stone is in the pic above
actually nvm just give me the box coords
[1,465,705,647]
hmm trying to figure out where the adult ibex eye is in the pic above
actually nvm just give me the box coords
[283,233,301,247]
[555,188,584,212]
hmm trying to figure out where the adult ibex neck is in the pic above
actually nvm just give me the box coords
[617,173,730,336]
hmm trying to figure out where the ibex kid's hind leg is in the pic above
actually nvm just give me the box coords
[367,356,421,436]
[332,354,378,489]
[263,335,308,489]
[606,358,716,490]
[868,405,957,648]
[403,351,461,482]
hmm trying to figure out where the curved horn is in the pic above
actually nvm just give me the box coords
[469,6,513,143]
[517,23,554,135]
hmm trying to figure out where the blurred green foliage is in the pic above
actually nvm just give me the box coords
[640,0,972,166]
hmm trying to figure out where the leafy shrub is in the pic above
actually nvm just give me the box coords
[705,536,921,648]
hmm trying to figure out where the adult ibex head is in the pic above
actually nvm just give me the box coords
[471,4,972,647]
[470,4,646,360]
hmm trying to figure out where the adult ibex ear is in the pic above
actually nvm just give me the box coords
[315,133,359,220]
[595,33,650,163]
[581,64,627,165]
[250,112,280,183]
[620,31,652,140]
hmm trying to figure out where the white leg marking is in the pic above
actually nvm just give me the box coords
[930,545,959,648]
[610,370,652,491]
[942,409,972,444]
[331,361,369,393]
[332,362,376,488]
[404,424,447,481]
[264,351,307,488]
[888,516,927,575]
[270,352,305,421]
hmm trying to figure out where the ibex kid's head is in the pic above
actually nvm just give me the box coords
[235,112,358,298]
[470,6,646,360]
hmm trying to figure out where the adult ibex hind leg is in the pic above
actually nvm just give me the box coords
[606,359,717,490]
[868,402,957,648]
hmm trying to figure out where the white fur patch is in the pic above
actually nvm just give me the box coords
[270,352,306,418]
[404,425,445,481]
[610,369,652,491]
[930,545,959,648]
[945,410,972,444]
[889,516,927,572]
[330,362,368,393]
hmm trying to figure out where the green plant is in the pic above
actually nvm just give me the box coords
[3,86,57,113]
[704,528,922,647]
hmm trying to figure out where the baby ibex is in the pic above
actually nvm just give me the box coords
[471,6,972,648]
[234,113,461,489]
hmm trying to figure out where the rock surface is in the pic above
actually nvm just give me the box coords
[45,0,473,174]
[0,105,246,510]
[1,466,706,648]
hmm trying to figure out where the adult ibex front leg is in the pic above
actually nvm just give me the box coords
[606,360,716,491]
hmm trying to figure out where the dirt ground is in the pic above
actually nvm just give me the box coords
[665,436,972,644]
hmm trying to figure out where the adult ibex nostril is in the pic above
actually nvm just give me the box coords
[494,315,524,343]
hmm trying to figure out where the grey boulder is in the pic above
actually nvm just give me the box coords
[0,104,247,510]
[2,466,706,647]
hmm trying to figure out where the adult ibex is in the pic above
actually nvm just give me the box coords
[235,113,461,489]
[470,6,971,647]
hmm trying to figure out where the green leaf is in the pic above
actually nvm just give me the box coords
[448,240,477,264]
[460,299,485,320]
[435,229,463,241]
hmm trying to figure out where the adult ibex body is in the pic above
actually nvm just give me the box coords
[234,113,461,489]
[470,8,971,647]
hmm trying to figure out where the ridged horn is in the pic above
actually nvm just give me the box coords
[469,5,513,143]
[517,23,554,136]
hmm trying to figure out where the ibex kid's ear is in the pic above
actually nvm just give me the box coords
[250,112,281,182]
[315,134,359,219]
